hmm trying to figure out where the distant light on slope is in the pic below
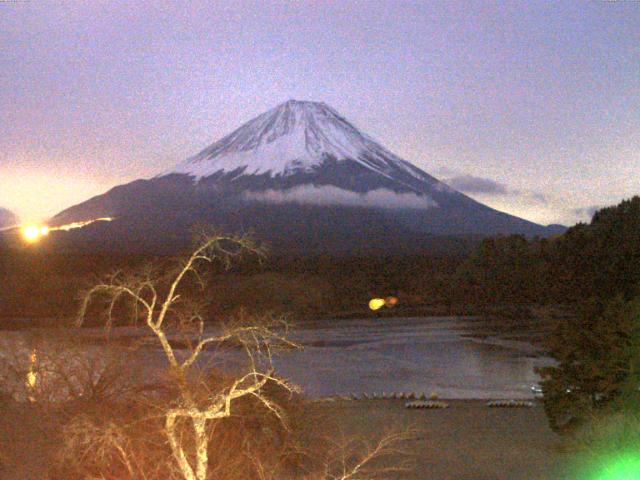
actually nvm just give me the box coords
[53,217,114,231]
[385,296,398,306]
[22,225,42,242]
[19,217,114,243]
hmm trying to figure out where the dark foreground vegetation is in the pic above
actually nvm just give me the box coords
[0,330,413,480]
[0,394,569,480]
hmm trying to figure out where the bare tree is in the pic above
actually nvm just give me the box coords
[75,232,415,480]
[77,233,298,480]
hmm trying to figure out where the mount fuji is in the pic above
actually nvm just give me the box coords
[52,100,562,254]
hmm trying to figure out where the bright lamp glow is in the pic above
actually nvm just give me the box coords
[369,298,386,311]
[22,225,42,242]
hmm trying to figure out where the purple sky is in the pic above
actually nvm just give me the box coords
[1,1,638,225]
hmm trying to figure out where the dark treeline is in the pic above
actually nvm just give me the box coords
[207,253,465,319]
[455,196,640,307]
[0,242,467,325]
[0,249,153,321]
[501,196,640,433]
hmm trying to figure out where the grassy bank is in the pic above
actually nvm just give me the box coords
[306,399,570,480]
[0,397,571,479]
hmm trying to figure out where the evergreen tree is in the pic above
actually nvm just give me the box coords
[537,296,640,433]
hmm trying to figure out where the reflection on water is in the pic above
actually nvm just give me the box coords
[268,316,553,399]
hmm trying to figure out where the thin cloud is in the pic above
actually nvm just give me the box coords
[243,185,437,210]
[443,173,549,204]
[529,192,549,204]
[437,170,568,224]
[445,175,510,195]
[572,205,602,220]
[433,166,457,177]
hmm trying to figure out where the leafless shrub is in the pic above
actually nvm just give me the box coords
[300,429,417,480]
[48,366,307,480]
[52,397,179,480]
[0,329,145,406]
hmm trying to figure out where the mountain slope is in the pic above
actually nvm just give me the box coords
[52,100,562,254]
[0,208,19,229]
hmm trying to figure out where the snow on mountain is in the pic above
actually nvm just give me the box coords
[168,99,432,186]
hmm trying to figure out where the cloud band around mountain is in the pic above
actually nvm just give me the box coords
[243,185,437,210]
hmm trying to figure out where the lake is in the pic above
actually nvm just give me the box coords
[267,316,553,399]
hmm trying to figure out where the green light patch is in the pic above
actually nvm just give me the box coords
[591,453,640,480]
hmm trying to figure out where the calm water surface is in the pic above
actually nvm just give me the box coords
[268,316,553,399]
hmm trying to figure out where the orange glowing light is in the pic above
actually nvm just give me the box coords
[369,298,386,311]
[22,225,42,242]
[385,296,398,307]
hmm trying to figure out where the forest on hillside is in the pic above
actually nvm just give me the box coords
[455,196,640,307]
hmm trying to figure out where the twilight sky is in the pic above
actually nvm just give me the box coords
[1,1,638,225]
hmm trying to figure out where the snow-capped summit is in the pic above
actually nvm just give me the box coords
[168,99,430,186]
